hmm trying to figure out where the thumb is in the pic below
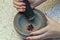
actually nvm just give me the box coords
[44,13,55,24]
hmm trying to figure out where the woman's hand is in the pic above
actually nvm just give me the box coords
[13,0,46,12]
[26,14,60,40]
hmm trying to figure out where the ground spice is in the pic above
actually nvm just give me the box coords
[27,24,34,31]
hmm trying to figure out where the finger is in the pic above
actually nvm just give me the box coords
[13,1,25,6]
[30,26,48,36]
[14,0,23,2]
[17,8,26,12]
[13,5,26,9]
[26,32,48,40]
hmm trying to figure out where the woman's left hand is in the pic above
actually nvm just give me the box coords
[26,14,60,40]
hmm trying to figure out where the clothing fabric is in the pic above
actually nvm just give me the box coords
[46,3,60,23]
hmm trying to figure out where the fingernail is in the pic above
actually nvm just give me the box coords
[23,6,26,8]
[26,38,30,40]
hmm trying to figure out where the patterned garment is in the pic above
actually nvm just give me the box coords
[45,3,60,40]
[46,3,60,23]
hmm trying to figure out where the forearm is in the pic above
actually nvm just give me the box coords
[32,0,47,8]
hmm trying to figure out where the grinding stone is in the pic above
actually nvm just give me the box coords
[14,9,47,39]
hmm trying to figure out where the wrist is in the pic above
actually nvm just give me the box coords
[32,0,47,7]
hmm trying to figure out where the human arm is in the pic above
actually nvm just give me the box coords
[13,0,46,12]
[26,14,60,40]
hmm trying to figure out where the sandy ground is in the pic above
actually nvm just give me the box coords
[0,0,60,40]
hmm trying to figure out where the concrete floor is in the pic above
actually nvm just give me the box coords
[0,0,60,40]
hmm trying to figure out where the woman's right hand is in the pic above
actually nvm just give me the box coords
[13,0,46,12]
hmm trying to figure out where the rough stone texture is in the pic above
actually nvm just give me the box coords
[0,0,60,40]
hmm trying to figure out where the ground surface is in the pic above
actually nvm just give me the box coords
[0,0,60,40]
